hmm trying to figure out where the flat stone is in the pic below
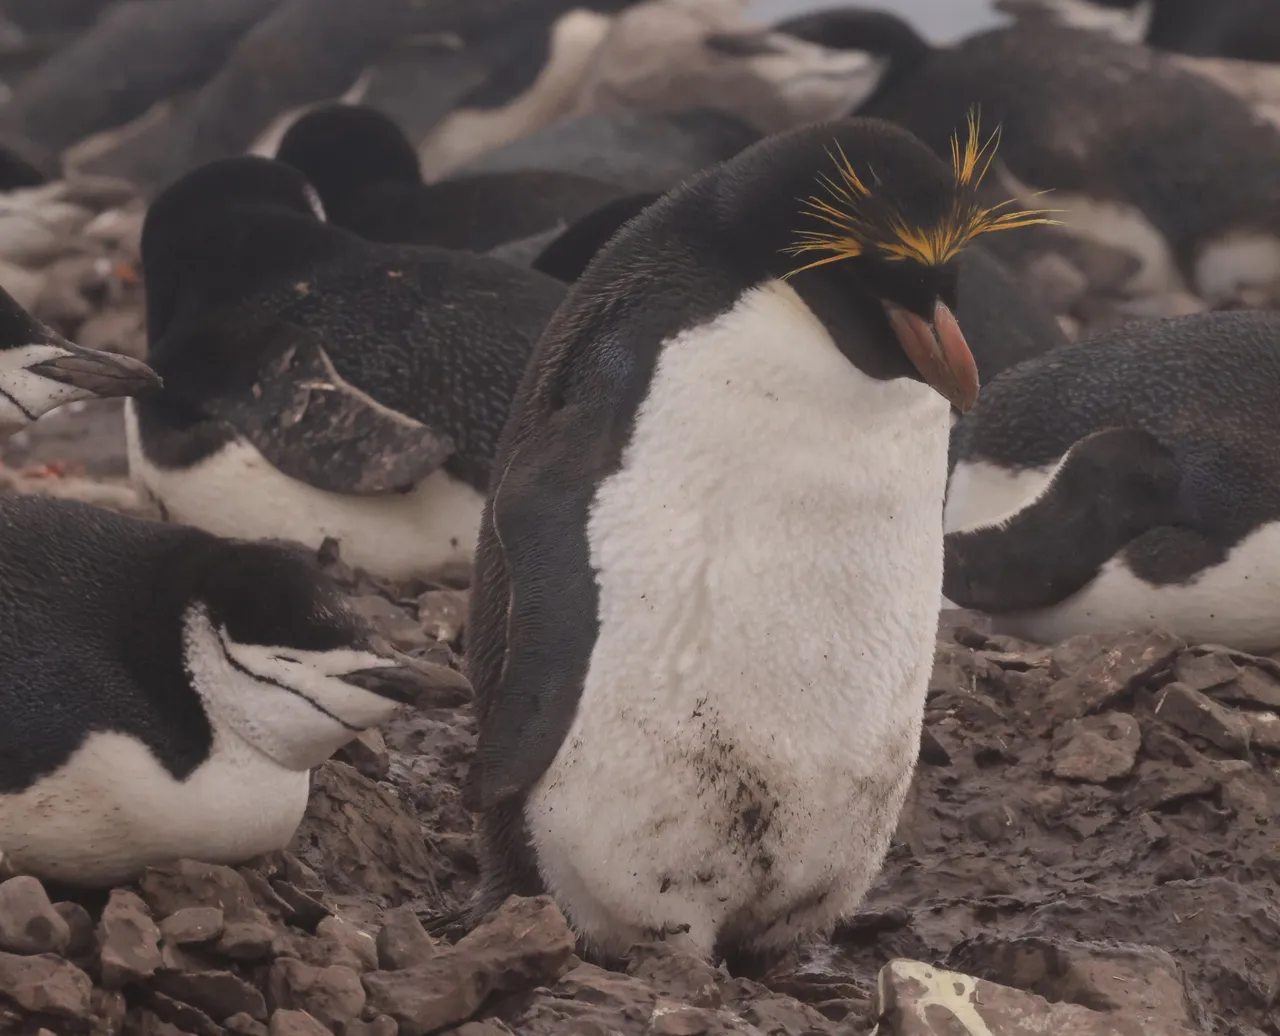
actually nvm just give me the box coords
[1173,650,1239,691]
[160,907,225,947]
[151,969,268,1022]
[226,1012,270,1036]
[649,1000,723,1035]
[0,950,93,1019]
[1209,666,1280,710]
[0,876,70,955]
[217,920,277,961]
[376,905,438,970]
[140,860,260,921]
[266,958,365,1031]
[146,989,225,1036]
[313,916,377,973]
[363,896,575,1036]
[1155,683,1251,753]
[1041,631,1182,731]
[1051,712,1141,783]
[98,888,163,987]
[875,958,1195,1035]
[269,1009,333,1036]
[331,729,390,781]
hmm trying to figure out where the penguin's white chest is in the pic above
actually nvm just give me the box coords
[524,283,951,958]
[124,401,485,579]
[0,730,309,886]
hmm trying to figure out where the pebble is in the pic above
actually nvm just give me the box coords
[160,906,225,946]
[97,888,163,988]
[0,876,70,955]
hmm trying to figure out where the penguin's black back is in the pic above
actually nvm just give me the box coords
[1143,0,1280,62]
[332,171,631,253]
[140,157,569,490]
[954,309,1280,537]
[0,495,368,794]
[862,22,1280,270]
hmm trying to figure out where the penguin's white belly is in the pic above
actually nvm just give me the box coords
[125,403,484,579]
[523,283,949,958]
[994,521,1280,652]
[0,730,309,886]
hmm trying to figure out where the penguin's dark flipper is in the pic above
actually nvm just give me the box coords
[944,426,1183,613]
[463,421,601,814]
[205,336,455,496]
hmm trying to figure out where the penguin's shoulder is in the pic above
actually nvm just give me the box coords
[464,184,748,812]
[0,496,214,794]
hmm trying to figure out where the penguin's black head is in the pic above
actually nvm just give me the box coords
[142,156,354,347]
[167,536,470,745]
[532,191,661,283]
[715,115,1055,412]
[770,6,932,103]
[275,104,422,219]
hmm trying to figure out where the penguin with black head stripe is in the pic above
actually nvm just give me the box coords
[0,493,468,886]
[126,155,567,580]
[462,113,1052,963]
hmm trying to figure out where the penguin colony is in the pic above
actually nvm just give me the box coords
[0,0,1279,972]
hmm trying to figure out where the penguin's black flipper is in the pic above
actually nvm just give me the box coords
[463,417,602,813]
[204,332,455,496]
[944,427,1183,612]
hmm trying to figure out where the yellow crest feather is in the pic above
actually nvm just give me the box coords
[783,108,1061,277]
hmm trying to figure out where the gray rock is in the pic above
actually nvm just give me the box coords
[375,905,438,970]
[266,958,365,1031]
[1051,712,1141,783]
[98,888,163,987]
[0,876,70,955]
[160,906,225,947]
[0,950,93,1019]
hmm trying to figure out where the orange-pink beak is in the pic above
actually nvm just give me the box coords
[884,299,980,413]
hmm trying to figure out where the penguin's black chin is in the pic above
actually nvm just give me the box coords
[883,299,979,412]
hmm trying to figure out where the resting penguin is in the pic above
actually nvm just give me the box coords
[1000,0,1280,63]
[776,6,1280,303]
[945,309,1280,653]
[0,493,467,886]
[125,156,567,580]
[0,283,160,437]
[462,114,1051,961]
[511,188,1067,382]
[274,103,628,253]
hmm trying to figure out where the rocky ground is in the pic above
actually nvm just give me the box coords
[2,404,1280,1034]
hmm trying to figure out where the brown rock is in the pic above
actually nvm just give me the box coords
[0,876,70,955]
[151,969,268,1022]
[160,907,225,947]
[650,1001,722,1035]
[289,761,445,907]
[216,920,277,961]
[269,1009,333,1036]
[874,957,1194,1035]
[1123,760,1219,811]
[363,896,575,1036]
[99,889,163,988]
[1041,631,1182,730]
[267,959,365,1031]
[225,1013,270,1036]
[332,729,390,781]
[313,916,377,973]
[56,901,97,957]
[376,905,438,970]
[124,1009,198,1036]
[1244,710,1280,751]
[1210,665,1280,710]
[1155,683,1251,753]
[140,860,260,921]
[0,950,93,1019]
[93,987,128,1036]
[1173,650,1239,691]
[1050,713,1141,783]
[144,990,224,1036]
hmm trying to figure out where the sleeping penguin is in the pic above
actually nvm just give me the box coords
[463,114,1051,962]
[778,6,1280,303]
[126,155,567,580]
[274,103,629,253]
[945,309,1280,652]
[0,492,467,886]
[0,283,160,439]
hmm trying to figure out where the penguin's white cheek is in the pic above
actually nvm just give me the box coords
[180,608,401,771]
[0,345,87,425]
